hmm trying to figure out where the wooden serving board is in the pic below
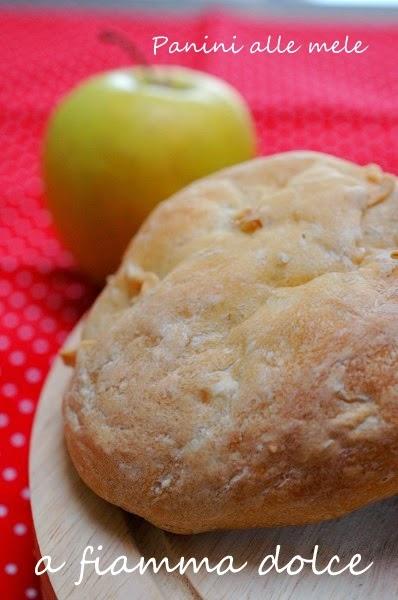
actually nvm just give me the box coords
[30,324,398,600]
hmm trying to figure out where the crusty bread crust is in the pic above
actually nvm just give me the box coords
[64,151,398,533]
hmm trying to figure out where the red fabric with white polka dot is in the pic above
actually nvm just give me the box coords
[1,8,398,599]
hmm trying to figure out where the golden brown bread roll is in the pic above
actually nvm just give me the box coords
[63,151,398,533]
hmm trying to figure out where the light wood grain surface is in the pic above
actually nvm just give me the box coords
[30,323,398,600]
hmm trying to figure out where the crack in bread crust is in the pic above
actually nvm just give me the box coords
[64,151,398,533]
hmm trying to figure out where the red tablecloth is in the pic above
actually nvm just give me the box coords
[1,8,398,599]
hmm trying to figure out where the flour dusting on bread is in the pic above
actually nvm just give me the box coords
[64,151,398,533]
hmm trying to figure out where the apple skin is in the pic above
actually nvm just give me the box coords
[43,66,257,282]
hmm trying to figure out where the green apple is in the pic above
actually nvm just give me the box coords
[43,66,257,282]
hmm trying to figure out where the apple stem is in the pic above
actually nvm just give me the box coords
[98,29,149,67]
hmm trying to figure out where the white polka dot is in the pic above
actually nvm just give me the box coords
[13,523,27,536]
[0,334,10,351]
[0,226,9,240]
[5,563,18,575]
[21,487,30,500]
[24,304,42,321]
[9,350,26,366]
[17,324,34,341]
[32,338,49,354]
[34,208,51,228]
[9,291,26,309]
[42,241,60,258]
[10,433,26,448]
[25,587,38,599]
[15,270,33,287]
[0,279,12,297]
[0,413,9,428]
[0,504,8,517]
[2,256,18,273]
[19,399,34,414]
[2,312,20,328]
[3,468,17,481]
[2,383,17,398]
[37,259,52,274]
[40,317,56,333]
[25,367,42,383]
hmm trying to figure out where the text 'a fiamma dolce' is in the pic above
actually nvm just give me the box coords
[35,544,373,587]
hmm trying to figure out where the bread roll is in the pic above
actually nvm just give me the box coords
[64,151,398,533]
